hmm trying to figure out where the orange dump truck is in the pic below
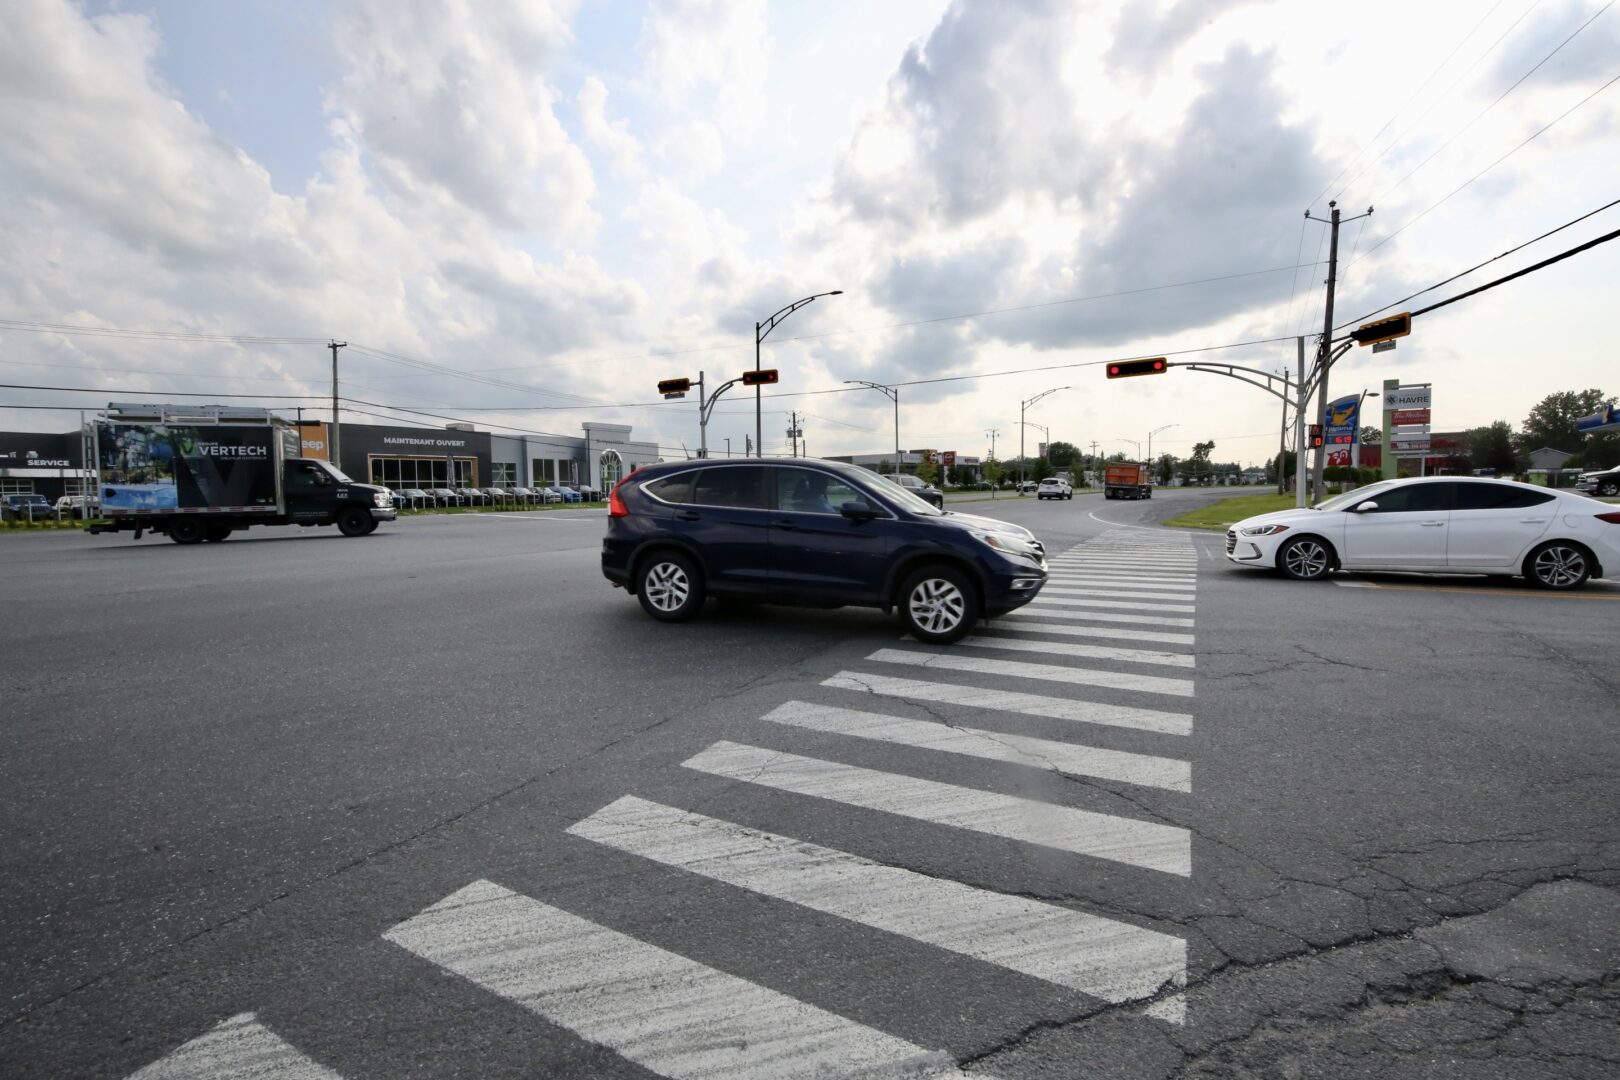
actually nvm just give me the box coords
[1103,461,1152,500]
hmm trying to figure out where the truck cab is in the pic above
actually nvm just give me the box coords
[282,458,396,533]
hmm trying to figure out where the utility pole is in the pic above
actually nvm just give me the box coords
[1304,201,1371,502]
[1277,374,1290,496]
[1296,337,1308,508]
[328,340,346,469]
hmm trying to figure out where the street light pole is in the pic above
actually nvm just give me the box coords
[1018,386,1069,487]
[755,291,842,458]
[1147,423,1178,464]
[843,380,900,475]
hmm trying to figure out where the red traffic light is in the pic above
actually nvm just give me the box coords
[741,369,780,386]
[1106,357,1169,379]
[1309,424,1324,448]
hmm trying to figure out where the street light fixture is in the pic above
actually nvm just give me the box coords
[1147,423,1178,463]
[1018,386,1069,485]
[755,291,842,457]
[843,380,900,475]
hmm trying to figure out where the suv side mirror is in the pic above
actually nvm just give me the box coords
[840,499,879,520]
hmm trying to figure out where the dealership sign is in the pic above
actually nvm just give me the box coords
[1390,408,1430,426]
[1384,385,1431,410]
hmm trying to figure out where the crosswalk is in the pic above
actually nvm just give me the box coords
[131,529,1203,1078]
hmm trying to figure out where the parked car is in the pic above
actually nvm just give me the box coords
[397,488,432,509]
[455,487,487,506]
[1015,480,1038,494]
[1037,478,1073,500]
[1225,477,1620,590]
[429,488,463,506]
[54,494,101,518]
[507,486,540,504]
[577,484,605,501]
[481,487,513,503]
[4,493,53,520]
[879,472,944,509]
[1576,466,1620,498]
[548,485,583,503]
[602,458,1048,643]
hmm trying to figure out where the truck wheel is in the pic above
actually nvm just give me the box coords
[337,507,372,537]
[204,523,233,542]
[169,517,204,545]
[900,565,979,645]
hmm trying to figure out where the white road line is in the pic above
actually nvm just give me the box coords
[959,635,1193,669]
[822,671,1193,736]
[1039,587,1199,602]
[570,796,1187,1002]
[1044,575,1198,589]
[1049,560,1199,570]
[761,700,1191,791]
[988,618,1194,646]
[1029,596,1196,613]
[867,647,1194,697]
[129,1013,344,1080]
[1047,565,1198,575]
[683,742,1191,875]
[386,879,985,1080]
[1013,606,1196,628]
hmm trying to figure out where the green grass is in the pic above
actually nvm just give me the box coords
[1165,493,1296,531]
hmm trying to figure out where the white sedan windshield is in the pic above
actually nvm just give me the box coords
[1315,482,1394,511]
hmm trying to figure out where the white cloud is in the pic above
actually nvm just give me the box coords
[578,75,645,179]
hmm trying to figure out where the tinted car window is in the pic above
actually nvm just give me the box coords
[776,467,863,515]
[692,466,767,509]
[1452,483,1555,511]
[644,473,695,505]
[1361,483,1453,513]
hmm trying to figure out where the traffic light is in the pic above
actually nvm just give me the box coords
[1350,312,1411,346]
[657,377,690,395]
[1106,357,1169,379]
[1309,424,1324,448]
[741,368,780,386]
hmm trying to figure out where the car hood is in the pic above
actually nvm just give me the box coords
[940,511,1037,543]
[1230,508,1322,532]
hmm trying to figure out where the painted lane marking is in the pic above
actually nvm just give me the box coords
[1027,596,1197,613]
[1039,587,1200,603]
[129,1013,344,1080]
[386,880,987,1080]
[821,671,1192,736]
[681,742,1191,876]
[1043,575,1198,589]
[569,796,1186,1005]
[1012,606,1196,628]
[867,648,1194,698]
[958,634,1193,669]
[989,617,1195,646]
[761,700,1191,791]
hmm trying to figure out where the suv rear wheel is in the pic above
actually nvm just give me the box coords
[899,564,979,644]
[637,550,705,622]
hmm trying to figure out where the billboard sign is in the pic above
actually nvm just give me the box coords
[1390,408,1430,426]
[96,422,279,512]
[1323,394,1362,443]
[1384,385,1431,410]
[297,421,329,461]
[942,450,956,466]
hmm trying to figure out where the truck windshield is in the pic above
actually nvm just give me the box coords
[318,462,355,483]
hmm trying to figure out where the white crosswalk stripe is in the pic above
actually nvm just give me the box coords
[982,618,1194,646]
[1028,595,1196,613]
[569,796,1187,1001]
[129,1013,343,1080]
[1040,586,1199,602]
[957,634,1194,668]
[866,647,1195,696]
[682,741,1191,875]
[1044,575,1198,589]
[1011,606,1196,628]
[760,700,1191,790]
[821,670,1193,736]
[386,880,990,1080]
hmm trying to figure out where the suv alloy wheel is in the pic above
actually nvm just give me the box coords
[899,565,979,644]
[637,550,705,621]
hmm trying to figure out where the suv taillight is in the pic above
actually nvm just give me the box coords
[608,473,634,517]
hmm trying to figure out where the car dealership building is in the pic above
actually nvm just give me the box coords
[0,417,662,502]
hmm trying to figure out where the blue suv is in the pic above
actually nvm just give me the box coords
[602,458,1048,643]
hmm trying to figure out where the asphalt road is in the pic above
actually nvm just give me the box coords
[2,490,1616,1079]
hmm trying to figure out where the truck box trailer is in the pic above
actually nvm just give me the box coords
[1104,461,1153,500]
[86,403,396,543]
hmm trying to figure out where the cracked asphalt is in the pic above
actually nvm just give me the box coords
[1,490,1616,1078]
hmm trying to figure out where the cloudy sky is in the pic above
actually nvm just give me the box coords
[2,0,1617,465]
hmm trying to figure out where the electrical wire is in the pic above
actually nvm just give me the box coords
[1354,70,1620,264]
[0,318,327,344]
[1337,195,1620,329]
[0,383,326,400]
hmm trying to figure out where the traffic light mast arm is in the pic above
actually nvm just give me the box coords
[701,377,743,426]
[1174,363,1296,403]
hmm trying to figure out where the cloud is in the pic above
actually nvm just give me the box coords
[638,0,770,134]
[326,0,597,239]
[578,75,645,179]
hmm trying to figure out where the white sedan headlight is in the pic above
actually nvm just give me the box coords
[1238,523,1290,536]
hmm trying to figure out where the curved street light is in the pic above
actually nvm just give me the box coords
[1019,386,1069,485]
[843,380,900,475]
[1147,423,1178,463]
[755,291,842,457]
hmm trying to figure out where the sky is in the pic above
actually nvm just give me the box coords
[1,0,1617,466]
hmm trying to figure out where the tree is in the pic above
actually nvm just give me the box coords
[983,459,1004,489]
[1030,457,1055,482]
[916,458,939,485]
[1046,441,1079,468]
[1517,389,1610,455]
[1155,453,1176,484]
[1466,421,1518,475]
[1359,425,1382,446]
[1188,440,1215,485]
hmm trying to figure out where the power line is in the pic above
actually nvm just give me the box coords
[0,383,326,400]
[1338,195,1620,329]
[1373,1,1614,206]
[0,318,326,344]
[1354,69,1620,264]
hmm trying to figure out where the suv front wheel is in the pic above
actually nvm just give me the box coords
[899,565,979,645]
[637,550,705,621]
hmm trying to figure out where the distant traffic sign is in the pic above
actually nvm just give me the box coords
[1372,339,1396,354]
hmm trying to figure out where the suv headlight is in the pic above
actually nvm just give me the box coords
[972,530,1042,562]
[1238,523,1289,536]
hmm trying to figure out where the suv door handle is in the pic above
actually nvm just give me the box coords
[774,520,799,531]
[675,510,701,521]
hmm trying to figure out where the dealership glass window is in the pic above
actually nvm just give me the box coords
[599,449,623,492]
[533,458,556,484]
[493,463,516,486]
[0,479,35,494]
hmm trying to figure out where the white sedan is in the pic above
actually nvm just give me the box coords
[1225,477,1620,589]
